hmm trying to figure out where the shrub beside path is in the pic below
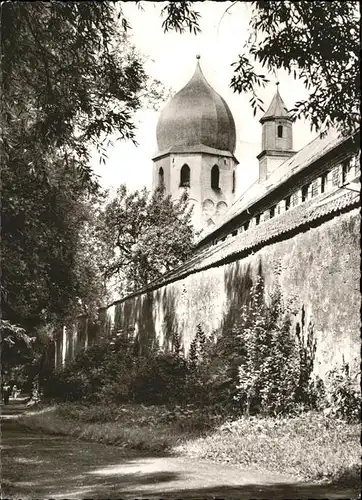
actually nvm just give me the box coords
[1,402,359,500]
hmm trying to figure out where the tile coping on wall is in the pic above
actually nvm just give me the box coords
[102,185,359,311]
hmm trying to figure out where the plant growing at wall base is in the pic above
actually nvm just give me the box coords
[234,280,296,415]
[326,360,361,422]
[187,277,320,416]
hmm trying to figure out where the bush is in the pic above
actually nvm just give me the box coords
[185,280,320,416]
[44,331,189,405]
[43,342,109,401]
[131,352,187,404]
[326,360,361,421]
[44,277,356,419]
[43,336,134,402]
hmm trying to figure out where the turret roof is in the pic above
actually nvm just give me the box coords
[260,85,291,123]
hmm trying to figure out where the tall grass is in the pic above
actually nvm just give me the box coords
[175,411,361,485]
[19,404,360,485]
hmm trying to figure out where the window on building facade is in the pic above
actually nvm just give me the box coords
[291,192,299,207]
[180,164,190,187]
[321,173,328,193]
[332,166,341,186]
[285,196,291,211]
[302,184,310,202]
[244,220,250,231]
[277,125,283,138]
[270,205,276,218]
[211,165,220,190]
[311,179,319,197]
[232,229,238,237]
[158,167,164,187]
[232,170,236,193]
[342,159,352,184]
[354,153,361,175]
[255,214,261,225]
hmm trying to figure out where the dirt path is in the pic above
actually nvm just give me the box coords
[1,403,359,499]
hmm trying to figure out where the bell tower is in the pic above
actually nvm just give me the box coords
[257,83,296,181]
[152,56,238,232]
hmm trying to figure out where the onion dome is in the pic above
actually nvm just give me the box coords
[260,83,292,123]
[155,56,236,157]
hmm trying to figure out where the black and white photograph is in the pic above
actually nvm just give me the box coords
[1,1,360,499]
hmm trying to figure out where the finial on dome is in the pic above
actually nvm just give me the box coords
[196,54,200,60]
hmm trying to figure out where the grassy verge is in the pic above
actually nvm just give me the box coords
[175,412,361,486]
[18,403,219,453]
[19,404,360,485]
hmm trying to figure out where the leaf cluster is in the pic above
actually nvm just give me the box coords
[161,1,360,134]
[233,1,360,134]
[326,360,361,421]
[1,2,156,179]
[161,2,201,34]
[1,3,166,333]
[98,185,195,294]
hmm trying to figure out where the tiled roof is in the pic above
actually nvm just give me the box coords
[112,184,360,305]
[199,129,353,242]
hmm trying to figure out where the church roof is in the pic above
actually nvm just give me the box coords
[109,185,359,304]
[260,85,291,123]
[199,129,353,241]
[155,57,237,155]
[104,128,359,305]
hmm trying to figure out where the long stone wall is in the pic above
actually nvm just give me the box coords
[56,206,360,380]
[99,208,360,378]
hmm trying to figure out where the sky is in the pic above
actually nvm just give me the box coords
[92,1,316,198]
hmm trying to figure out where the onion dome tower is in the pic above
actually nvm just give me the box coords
[257,83,296,181]
[152,56,238,231]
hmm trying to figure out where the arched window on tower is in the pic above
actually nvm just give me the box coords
[180,164,190,187]
[211,165,220,190]
[277,125,283,138]
[232,170,236,193]
[158,167,164,187]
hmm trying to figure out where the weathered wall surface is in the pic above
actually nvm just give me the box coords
[56,207,360,380]
[94,208,360,379]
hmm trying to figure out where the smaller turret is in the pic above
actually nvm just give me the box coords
[257,83,296,181]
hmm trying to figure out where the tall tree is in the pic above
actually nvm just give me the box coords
[1,3,165,330]
[161,1,360,134]
[99,186,195,295]
[1,2,164,183]
[1,160,107,328]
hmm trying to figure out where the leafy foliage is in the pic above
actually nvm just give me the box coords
[98,185,195,294]
[46,276,319,417]
[161,2,201,34]
[1,3,167,332]
[44,274,357,422]
[162,1,360,134]
[2,162,107,329]
[1,320,35,376]
[235,284,322,415]
[44,330,188,405]
[0,320,55,395]
[1,2,169,390]
[2,2,164,182]
[326,361,361,422]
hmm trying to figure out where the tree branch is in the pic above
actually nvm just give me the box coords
[217,1,238,35]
